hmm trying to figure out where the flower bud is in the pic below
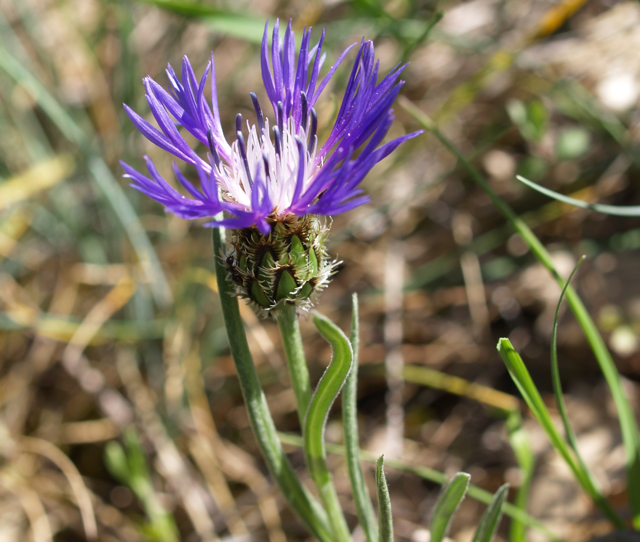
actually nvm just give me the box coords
[226,214,337,316]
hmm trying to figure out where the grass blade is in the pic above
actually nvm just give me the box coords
[133,0,265,43]
[429,472,470,542]
[401,364,518,414]
[402,98,640,527]
[393,362,533,542]
[472,483,508,542]
[497,339,623,527]
[517,175,640,217]
[105,429,179,542]
[0,155,74,210]
[550,257,586,455]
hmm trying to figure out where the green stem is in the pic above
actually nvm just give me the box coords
[276,302,311,426]
[212,227,332,542]
[343,294,378,542]
[315,468,352,542]
[505,411,535,542]
[401,100,640,527]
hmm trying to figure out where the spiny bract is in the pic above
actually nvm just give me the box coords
[225,214,335,315]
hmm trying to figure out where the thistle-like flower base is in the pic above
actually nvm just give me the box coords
[225,214,337,316]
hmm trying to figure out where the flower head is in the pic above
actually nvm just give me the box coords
[122,19,420,233]
[122,20,421,313]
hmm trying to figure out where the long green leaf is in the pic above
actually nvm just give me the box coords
[344,294,378,542]
[376,456,393,542]
[497,339,623,527]
[472,483,508,542]
[550,257,586,455]
[305,312,354,542]
[402,98,640,527]
[429,472,470,542]
[517,175,640,217]
[212,227,332,542]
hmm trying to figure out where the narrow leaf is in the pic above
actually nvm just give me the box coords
[306,312,354,466]
[516,175,640,217]
[472,483,508,542]
[344,294,378,542]
[550,256,585,454]
[376,456,393,542]
[402,99,640,526]
[497,338,623,527]
[305,311,354,542]
[429,472,470,542]
[0,47,173,308]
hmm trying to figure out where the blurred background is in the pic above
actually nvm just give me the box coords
[1,0,640,540]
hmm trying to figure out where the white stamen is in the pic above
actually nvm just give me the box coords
[220,116,319,213]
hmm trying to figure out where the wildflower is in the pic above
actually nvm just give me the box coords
[122,20,421,314]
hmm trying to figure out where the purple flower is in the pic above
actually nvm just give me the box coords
[122,19,421,235]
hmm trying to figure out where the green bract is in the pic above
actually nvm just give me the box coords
[226,214,337,316]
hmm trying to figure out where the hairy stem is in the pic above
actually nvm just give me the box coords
[212,227,332,542]
[276,302,311,426]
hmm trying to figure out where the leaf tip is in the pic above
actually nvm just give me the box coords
[496,337,512,352]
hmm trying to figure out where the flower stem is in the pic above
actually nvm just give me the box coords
[276,302,311,426]
[212,227,332,542]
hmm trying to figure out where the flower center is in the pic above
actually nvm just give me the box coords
[211,94,320,216]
